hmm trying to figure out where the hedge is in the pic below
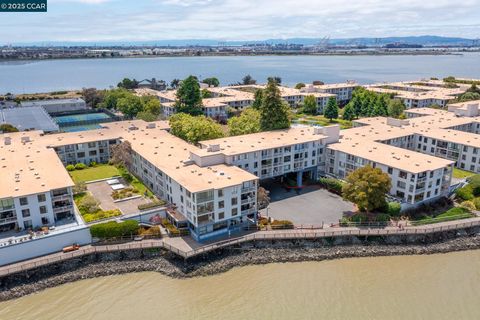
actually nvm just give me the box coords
[387,202,401,217]
[90,220,139,238]
[319,177,344,194]
[138,200,167,211]
[75,163,87,170]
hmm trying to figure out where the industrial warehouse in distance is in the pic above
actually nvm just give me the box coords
[1,76,480,266]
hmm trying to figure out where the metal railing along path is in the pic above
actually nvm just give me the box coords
[1,218,480,277]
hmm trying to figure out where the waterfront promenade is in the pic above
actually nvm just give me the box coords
[1,217,480,277]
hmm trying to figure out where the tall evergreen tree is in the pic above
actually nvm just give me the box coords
[324,97,339,121]
[259,79,290,130]
[175,75,203,116]
[252,89,263,110]
[342,103,356,121]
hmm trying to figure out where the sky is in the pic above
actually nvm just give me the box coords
[0,0,479,44]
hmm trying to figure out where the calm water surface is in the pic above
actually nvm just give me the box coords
[2,250,480,320]
[1,53,480,93]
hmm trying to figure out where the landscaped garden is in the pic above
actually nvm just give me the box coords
[73,191,122,223]
[453,167,476,179]
[292,114,353,129]
[68,163,121,183]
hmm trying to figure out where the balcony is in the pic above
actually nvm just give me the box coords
[0,216,17,225]
[241,208,257,215]
[53,204,73,213]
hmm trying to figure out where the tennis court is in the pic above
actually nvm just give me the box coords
[54,112,111,125]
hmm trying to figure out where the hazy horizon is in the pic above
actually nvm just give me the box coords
[0,0,478,44]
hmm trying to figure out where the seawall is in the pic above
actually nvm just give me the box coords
[1,226,480,301]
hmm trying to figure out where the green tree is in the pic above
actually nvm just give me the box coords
[372,95,388,116]
[267,76,282,84]
[242,75,256,85]
[252,89,263,110]
[467,84,480,94]
[175,75,203,116]
[342,103,356,121]
[259,79,290,130]
[170,79,180,89]
[387,99,405,118]
[202,77,220,87]
[201,89,213,99]
[302,95,317,115]
[82,88,105,108]
[117,78,139,89]
[137,111,157,122]
[143,97,161,115]
[324,97,339,121]
[295,83,306,89]
[0,123,19,133]
[228,108,261,136]
[342,165,392,212]
[169,113,225,144]
[117,95,144,118]
[101,88,130,110]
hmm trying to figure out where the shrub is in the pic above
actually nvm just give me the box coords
[90,220,139,238]
[375,213,391,223]
[474,198,480,210]
[66,164,75,171]
[319,177,343,194]
[350,213,367,223]
[73,182,87,195]
[460,200,476,211]
[138,226,162,237]
[455,185,474,201]
[138,200,166,211]
[78,194,100,214]
[89,161,97,167]
[75,163,87,170]
[339,217,350,227]
[270,219,294,229]
[387,202,402,217]
[83,209,121,223]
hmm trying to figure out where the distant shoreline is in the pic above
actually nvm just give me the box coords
[2,232,480,301]
[0,50,468,63]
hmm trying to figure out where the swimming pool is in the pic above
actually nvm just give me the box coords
[60,124,103,132]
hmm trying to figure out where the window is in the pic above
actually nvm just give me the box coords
[22,209,30,217]
[19,197,28,206]
[77,152,85,158]
[232,208,238,216]
[387,167,393,174]
[37,194,46,202]
[218,200,224,209]
[23,220,32,229]
[41,217,49,225]
[39,206,47,214]
[218,212,224,220]
[231,198,238,206]
[89,150,97,156]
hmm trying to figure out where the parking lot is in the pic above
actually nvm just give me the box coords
[259,182,354,226]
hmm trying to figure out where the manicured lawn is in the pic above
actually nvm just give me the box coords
[69,164,121,183]
[453,168,475,179]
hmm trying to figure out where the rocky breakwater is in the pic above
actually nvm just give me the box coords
[2,227,480,301]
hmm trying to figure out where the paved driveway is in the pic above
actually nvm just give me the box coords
[259,182,354,226]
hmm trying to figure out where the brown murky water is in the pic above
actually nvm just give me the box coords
[2,250,480,320]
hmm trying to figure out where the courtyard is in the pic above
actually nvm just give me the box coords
[259,180,354,226]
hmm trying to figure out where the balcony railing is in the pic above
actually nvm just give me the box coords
[52,193,71,201]
[0,216,17,225]
[53,204,73,213]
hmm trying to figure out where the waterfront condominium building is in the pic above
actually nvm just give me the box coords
[365,79,470,109]
[4,100,480,240]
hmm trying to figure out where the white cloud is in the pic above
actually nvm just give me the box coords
[0,0,479,42]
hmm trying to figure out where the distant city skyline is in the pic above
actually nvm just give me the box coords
[0,0,479,44]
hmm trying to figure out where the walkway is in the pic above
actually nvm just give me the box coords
[1,217,480,277]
